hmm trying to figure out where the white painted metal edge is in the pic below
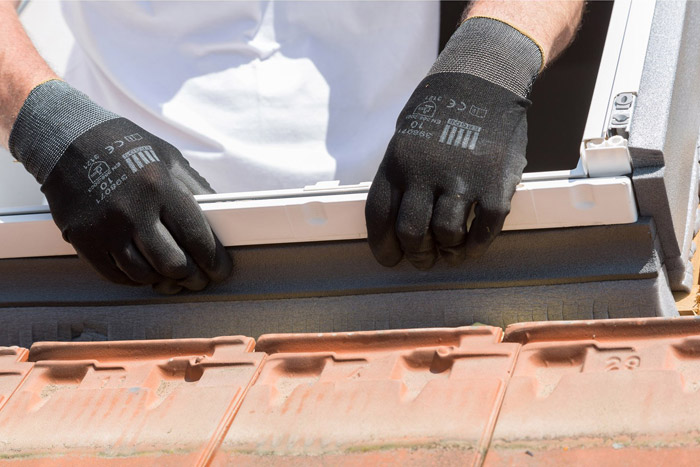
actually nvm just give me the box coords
[601,0,655,132]
[0,177,638,259]
[582,0,632,142]
[579,0,655,178]
[582,0,656,142]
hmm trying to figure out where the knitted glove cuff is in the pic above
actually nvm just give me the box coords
[429,16,543,98]
[9,80,118,184]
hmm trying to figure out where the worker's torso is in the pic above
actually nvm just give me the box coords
[60,1,440,192]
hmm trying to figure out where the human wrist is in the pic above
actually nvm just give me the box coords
[0,0,60,147]
[9,79,118,184]
[0,68,58,147]
[429,16,543,98]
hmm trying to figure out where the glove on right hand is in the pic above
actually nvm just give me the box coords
[365,17,543,269]
[366,73,529,269]
[10,80,232,293]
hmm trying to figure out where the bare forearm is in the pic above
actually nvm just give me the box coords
[0,0,58,148]
[466,0,585,66]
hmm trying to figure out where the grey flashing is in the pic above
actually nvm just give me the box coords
[0,219,678,346]
[0,219,661,307]
[628,0,700,291]
[0,274,678,347]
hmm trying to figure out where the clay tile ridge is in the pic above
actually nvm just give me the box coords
[256,325,502,354]
[504,316,700,345]
[27,336,254,362]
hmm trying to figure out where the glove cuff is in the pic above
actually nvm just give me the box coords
[429,16,543,98]
[9,79,119,184]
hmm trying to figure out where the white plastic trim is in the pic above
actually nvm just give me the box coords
[580,135,633,177]
[582,0,655,143]
[0,178,638,259]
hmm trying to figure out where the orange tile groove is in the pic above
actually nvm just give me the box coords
[1,318,700,465]
[213,326,519,467]
[0,337,264,465]
[487,317,700,465]
[0,347,31,413]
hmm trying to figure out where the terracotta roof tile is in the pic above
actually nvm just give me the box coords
[0,337,262,464]
[0,347,31,412]
[214,326,516,466]
[2,318,700,464]
[487,317,700,464]
[503,316,700,344]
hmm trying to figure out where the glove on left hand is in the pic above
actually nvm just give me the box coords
[10,80,232,293]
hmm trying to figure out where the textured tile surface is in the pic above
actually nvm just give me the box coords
[0,337,263,464]
[1,319,700,465]
[487,317,700,464]
[214,327,517,466]
[0,347,31,412]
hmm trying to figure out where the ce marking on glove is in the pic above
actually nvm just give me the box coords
[104,133,143,155]
[446,99,488,119]
[446,99,467,111]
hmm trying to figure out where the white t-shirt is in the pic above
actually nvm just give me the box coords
[60,1,439,192]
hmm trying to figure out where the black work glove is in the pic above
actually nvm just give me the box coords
[10,80,232,293]
[365,17,543,269]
